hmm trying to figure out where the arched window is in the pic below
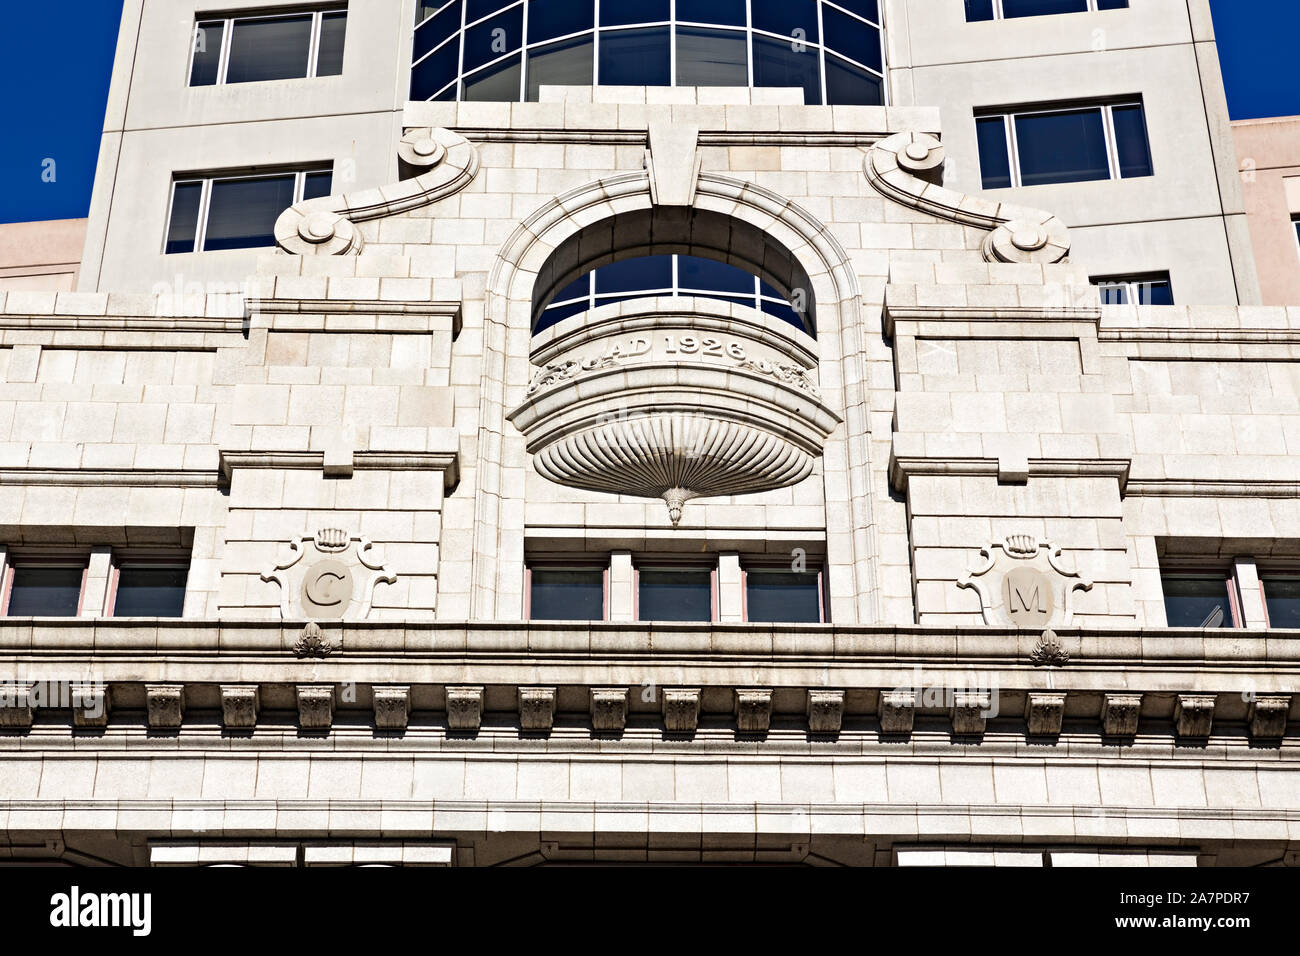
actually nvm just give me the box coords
[535,253,807,334]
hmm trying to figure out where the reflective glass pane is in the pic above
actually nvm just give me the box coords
[552,274,592,303]
[678,255,754,295]
[165,181,203,255]
[412,35,460,100]
[303,171,333,201]
[751,0,819,44]
[203,175,296,251]
[530,568,604,620]
[746,570,821,622]
[529,0,594,42]
[822,7,882,73]
[226,15,313,83]
[7,566,82,617]
[1163,576,1235,628]
[676,0,747,25]
[1263,577,1300,629]
[1001,0,1089,16]
[599,28,670,86]
[1136,278,1173,306]
[316,12,347,76]
[639,569,712,621]
[761,298,805,329]
[1013,108,1110,186]
[414,0,461,62]
[1097,0,1129,8]
[1112,104,1153,178]
[114,566,188,617]
[464,6,523,72]
[595,255,673,294]
[752,34,821,105]
[834,0,881,22]
[676,27,748,87]
[416,1,446,24]
[190,21,224,86]
[976,116,1012,189]
[1096,282,1128,305]
[601,0,669,26]
[463,54,522,100]
[526,35,594,101]
[824,52,883,106]
[466,0,514,22]
[964,0,996,20]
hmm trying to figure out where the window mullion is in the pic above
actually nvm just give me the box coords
[1102,104,1120,180]
[219,16,234,85]
[1005,114,1020,188]
[196,178,213,253]
[307,10,323,79]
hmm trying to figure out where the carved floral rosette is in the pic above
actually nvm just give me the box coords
[507,297,841,526]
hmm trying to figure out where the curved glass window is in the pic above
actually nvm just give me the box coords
[535,253,806,334]
[412,0,885,105]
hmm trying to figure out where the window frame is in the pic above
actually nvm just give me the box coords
[1259,568,1300,630]
[634,558,718,623]
[189,6,348,87]
[524,559,610,621]
[163,165,333,255]
[740,560,827,623]
[967,0,1127,21]
[1092,271,1174,306]
[977,99,1151,189]
[1,553,90,618]
[1159,565,1242,629]
[106,551,192,618]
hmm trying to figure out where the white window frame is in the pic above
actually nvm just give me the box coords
[979,100,1147,188]
[163,166,332,254]
[189,6,347,86]
[1292,214,1300,267]
[972,0,1126,20]
[1092,271,1173,306]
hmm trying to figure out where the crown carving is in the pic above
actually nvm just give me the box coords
[1004,534,1039,557]
[316,528,349,551]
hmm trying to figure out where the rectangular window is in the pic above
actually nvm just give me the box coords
[977,101,1152,188]
[1262,575,1300,629]
[189,7,347,86]
[1161,573,1238,628]
[528,566,606,621]
[3,563,86,617]
[744,568,824,623]
[638,566,714,622]
[164,167,332,254]
[111,562,189,618]
[1293,215,1300,264]
[966,0,1127,20]
[1093,272,1174,306]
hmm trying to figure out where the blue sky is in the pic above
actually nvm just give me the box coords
[0,0,1296,224]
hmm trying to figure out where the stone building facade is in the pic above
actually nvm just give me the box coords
[1235,115,1300,306]
[0,0,1297,867]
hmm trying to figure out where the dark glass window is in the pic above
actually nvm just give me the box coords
[414,0,461,62]
[678,256,753,294]
[825,53,883,106]
[226,15,313,83]
[1096,0,1129,8]
[1002,0,1088,16]
[639,568,712,622]
[1263,577,1300,629]
[822,7,881,73]
[190,21,225,86]
[529,0,595,41]
[676,0,747,25]
[965,0,996,20]
[464,6,523,72]
[599,28,670,86]
[165,181,204,255]
[204,175,296,251]
[316,11,348,76]
[1014,108,1110,186]
[752,33,821,106]
[746,570,822,622]
[413,36,461,99]
[835,0,880,21]
[596,256,674,294]
[751,0,819,43]
[302,170,334,201]
[1163,575,1237,628]
[760,299,803,326]
[601,0,669,26]
[534,297,589,331]
[1112,103,1154,178]
[6,566,83,617]
[976,116,1012,189]
[114,566,188,617]
[463,54,522,100]
[526,35,594,100]
[466,0,513,22]
[677,27,748,87]
[530,568,604,620]
[1094,273,1173,306]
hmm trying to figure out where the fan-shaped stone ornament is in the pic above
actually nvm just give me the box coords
[508,298,841,526]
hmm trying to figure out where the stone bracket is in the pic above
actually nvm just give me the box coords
[590,687,628,732]
[879,689,916,735]
[735,688,773,734]
[807,689,845,735]
[519,686,557,732]
[446,685,484,731]
[1102,693,1142,737]
[662,688,701,733]
[373,685,411,730]
[220,684,260,730]
[1248,695,1291,740]
[296,685,335,730]
[1175,695,1216,740]
[1025,692,1067,736]
[146,684,185,731]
